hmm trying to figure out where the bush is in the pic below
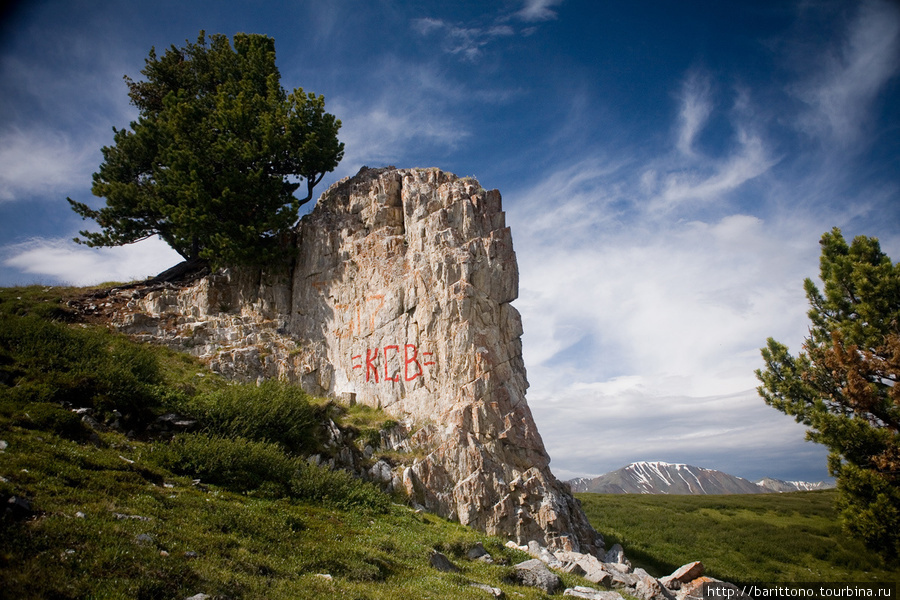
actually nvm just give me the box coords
[152,433,389,511]
[184,381,323,454]
[290,461,389,513]
[0,315,165,424]
[151,433,297,494]
[17,402,88,440]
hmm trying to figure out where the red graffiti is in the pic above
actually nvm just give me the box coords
[351,343,435,383]
[333,295,386,339]
[384,345,400,382]
[366,348,380,382]
[404,344,421,381]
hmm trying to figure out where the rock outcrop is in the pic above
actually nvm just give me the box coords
[516,540,726,600]
[100,167,602,554]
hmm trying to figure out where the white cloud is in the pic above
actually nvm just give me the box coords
[0,22,137,204]
[506,71,827,479]
[0,127,99,202]
[328,62,473,170]
[675,72,713,157]
[794,0,900,145]
[411,17,515,60]
[2,236,182,286]
[411,1,560,60]
[533,385,829,481]
[654,130,775,210]
[513,206,818,399]
[334,102,469,168]
[515,0,565,22]
[411,17,446,36]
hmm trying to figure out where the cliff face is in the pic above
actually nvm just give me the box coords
[110,166,602,554]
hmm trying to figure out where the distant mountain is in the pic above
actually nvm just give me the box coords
[569,461,834,495]
[755,477,834,493]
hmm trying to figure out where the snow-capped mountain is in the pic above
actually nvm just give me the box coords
[568,462,834,495]
[755,477,834,493]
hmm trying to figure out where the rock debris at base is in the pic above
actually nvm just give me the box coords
[507,539,733,600]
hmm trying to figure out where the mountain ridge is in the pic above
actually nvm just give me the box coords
[569,461,834,495]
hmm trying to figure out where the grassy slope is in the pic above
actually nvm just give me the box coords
[577,492,900,584]
[4,285,898,597]
[2,421,573,599]
[0,286,594,599]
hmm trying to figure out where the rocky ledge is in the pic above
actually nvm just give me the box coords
[77,167,602,554]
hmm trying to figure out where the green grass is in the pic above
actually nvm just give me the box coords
[2,421,596,599]
[0,286,597,598]
[577,492,900,584]
[7,284,897,596]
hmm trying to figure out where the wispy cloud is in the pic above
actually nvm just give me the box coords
[504,54,855,479]
[515,0,565,23]
[0,19,136,204]
[794,0,900,146]
[675,71,713,157]
[2,236,181,286]
[328,62,472,171]
[411,17,515,60]
[653,130,775,211]
[0,127,98,202]
[411,0,563,60]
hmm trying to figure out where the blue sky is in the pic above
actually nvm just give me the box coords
[2,0,899,483]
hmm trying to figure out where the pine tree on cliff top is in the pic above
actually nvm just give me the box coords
[69,31,344,268]
[757,227,900,558]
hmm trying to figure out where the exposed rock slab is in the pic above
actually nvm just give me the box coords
[102,166,601,554]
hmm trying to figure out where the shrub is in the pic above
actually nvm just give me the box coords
[151,433,296,494]
[152,433,389,511]
[17,402,88,440]
[0,315,165,424]
[290,461,389,513]
[184,381,323,454]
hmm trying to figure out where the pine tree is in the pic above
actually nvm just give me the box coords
[757,228,900,557]
[68,32,343,268]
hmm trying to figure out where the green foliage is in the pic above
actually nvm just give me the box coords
[756,228,900,557]
[184,380,325,454]
[151,432,390,512]
[290,460,390,512]
[0,286,587,597]
[0,416,557,600]
[68,31,344,268]
[0,312,167,424]
[577,492,896,583]
[151,433,297,495]
[15,402,90,440]
[0,285,78,322]
[340,402,401,450]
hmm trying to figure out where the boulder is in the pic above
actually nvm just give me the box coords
[470,582,505,598]
[513,558,562,594]
[604,543,628,565]
[467,542,494,563]
[429,550,461,573]
[5,495,33,520]
[565,587,626,600]
[555,551,612,585]
[661,561,704,587]
[633,569,676,600]
[676,577,742,600]
[562,561,587,576]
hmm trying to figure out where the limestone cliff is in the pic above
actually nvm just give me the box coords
[105,166,602,554]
